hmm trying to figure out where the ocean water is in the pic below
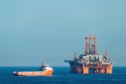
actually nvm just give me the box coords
[0,67,126,84]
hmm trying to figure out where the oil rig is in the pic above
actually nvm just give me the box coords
[64,36,112,74]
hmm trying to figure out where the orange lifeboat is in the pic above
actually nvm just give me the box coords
[13,63,54,76]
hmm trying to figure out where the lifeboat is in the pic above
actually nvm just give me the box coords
[13,63,54,76]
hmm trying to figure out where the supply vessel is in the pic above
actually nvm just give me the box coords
[13,63,54,76]
[64,36,112,74]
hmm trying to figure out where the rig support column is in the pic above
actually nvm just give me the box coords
[106,64,112,74]
[82,65,89,74]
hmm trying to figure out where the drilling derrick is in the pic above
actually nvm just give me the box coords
[85,36,97,55]
[64,36,112,74]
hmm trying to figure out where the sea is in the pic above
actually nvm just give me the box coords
[0,66,126,84]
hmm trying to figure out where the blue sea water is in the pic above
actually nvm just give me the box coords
[0,67,126,84]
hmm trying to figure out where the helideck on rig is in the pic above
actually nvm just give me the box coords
[64,36,112,74]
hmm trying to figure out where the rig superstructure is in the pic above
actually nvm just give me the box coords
[64,36,112,74]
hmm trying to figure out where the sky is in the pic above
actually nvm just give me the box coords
[0,0,126,66]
